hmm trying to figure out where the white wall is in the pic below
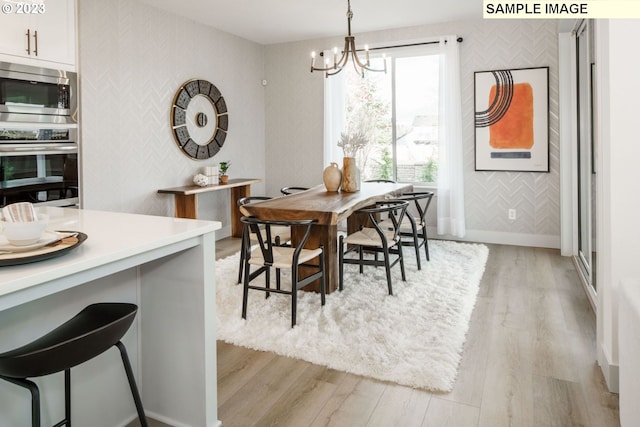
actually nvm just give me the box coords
[595,19,640,397]
[264,19,560,248]
[77,0,266,237]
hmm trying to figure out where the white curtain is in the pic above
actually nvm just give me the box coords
[323,58,346,167]
[436,35,466,237]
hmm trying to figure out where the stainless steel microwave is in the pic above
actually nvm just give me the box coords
[0,61,78,125]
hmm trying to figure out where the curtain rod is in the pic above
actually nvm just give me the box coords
[319,37,464,56]
[361,37,464,52]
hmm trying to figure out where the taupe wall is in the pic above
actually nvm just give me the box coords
[78,0,266,237]
[264,19,560,247]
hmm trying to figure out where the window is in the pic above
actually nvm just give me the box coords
[324,36,465,236]
[341,46,440,184]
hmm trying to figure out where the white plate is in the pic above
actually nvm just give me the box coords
[0,231,68,253]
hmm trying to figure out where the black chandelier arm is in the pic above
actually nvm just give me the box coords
[334,42,350,69]
[310,39,350,73]
[349,38,368,69]
[352,59,364,77]
[309,0,392,76]
[326,64,347,78]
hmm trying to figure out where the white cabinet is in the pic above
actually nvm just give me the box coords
[0,0,76,70]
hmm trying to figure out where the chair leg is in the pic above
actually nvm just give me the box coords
[64,369,71,427]
[412,229,422,270]
[398,243,406,281]
[237,247,244,284]
[242,261,250,320]
[265,267,271,299]
[291,266,298,328]
[320,248,326,306]
[383,250,393,296]
[422,225,430,261]
[359,246,364,274]
[237,230,247,284]
[115,342,149,427]
[0,375,41,427]
[339,235,345,291]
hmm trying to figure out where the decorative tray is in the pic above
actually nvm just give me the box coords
[0,231,88,267]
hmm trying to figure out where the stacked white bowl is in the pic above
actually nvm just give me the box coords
[1,202,47,246]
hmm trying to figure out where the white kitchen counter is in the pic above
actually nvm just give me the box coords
[0,207,221,427]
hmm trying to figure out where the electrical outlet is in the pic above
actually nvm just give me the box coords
[508,209,517,220]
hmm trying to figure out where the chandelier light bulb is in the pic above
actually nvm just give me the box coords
[309,0,386,78]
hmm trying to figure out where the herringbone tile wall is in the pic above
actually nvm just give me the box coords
[265,19,560,247]
[77,0,266,234]
[78,1,560,246]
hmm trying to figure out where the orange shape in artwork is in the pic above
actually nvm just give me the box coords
[489,83,534,149]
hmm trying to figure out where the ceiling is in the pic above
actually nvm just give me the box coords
[140,0,482,45]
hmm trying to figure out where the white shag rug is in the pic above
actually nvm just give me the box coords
[216,240,489,392]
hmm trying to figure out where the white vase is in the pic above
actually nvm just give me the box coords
[323,162,342,191]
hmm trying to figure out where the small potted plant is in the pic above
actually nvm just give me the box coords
[219,161,231,184]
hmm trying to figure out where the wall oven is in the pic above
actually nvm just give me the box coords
[0,126,79,207]
[0,62,79,208]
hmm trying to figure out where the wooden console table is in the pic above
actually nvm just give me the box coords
[158,178,261,237]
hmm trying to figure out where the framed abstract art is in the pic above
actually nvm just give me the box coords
[474,66,549,172]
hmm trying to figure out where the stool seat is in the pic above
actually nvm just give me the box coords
[0,303,137,379]
[0,302,147,427]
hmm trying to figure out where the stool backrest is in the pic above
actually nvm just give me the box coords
[280,186,309,195]
[237,196,272,206]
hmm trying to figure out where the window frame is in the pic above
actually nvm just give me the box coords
[339,43,442,185]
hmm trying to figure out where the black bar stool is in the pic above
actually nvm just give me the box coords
[0,303,148,427]
[280,186,309,195]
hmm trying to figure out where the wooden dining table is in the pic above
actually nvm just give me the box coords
[240,182,412,293]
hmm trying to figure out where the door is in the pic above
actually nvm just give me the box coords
[576,20,597,294]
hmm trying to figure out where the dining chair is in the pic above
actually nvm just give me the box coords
[381,191,434,270]
[0,303,148,427]
[240,216,326,328]
[237,197,291,285]
[339,199,409,295]
[280,186,309,195]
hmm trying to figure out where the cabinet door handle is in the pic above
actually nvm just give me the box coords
[25,29,31,55]
[33,30,38,56]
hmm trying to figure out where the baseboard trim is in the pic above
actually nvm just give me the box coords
[140,410,222,427]
[215,224,232,241]
[431,227,560,249]
[597,342,620,393]
[218,225,559,249]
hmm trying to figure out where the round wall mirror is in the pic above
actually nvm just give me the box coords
[170,79,228,160]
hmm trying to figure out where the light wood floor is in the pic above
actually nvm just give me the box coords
[215,238,619,427]
[134,238,620,427]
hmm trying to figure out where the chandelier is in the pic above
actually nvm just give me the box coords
[310,0,386,78]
